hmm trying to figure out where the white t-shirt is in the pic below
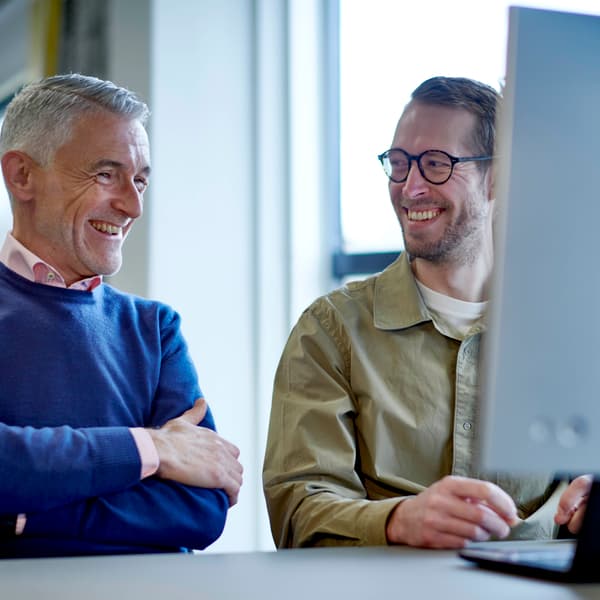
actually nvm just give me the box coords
[415,280,487,341]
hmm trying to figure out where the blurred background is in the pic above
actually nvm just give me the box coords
[0,0,597,552]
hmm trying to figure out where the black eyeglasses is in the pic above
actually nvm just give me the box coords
[377,148,493,185]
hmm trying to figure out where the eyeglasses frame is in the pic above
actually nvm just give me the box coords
[377,148,493,185]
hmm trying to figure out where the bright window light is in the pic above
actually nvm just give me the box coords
[339,0,600,254]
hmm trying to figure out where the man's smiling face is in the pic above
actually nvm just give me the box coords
[20,110,151,285]
[389,101,493,266]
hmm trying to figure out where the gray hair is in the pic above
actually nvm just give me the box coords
[0,73,150,166]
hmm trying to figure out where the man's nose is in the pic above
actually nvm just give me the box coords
[113,179,144,219]
[401,160,429,199]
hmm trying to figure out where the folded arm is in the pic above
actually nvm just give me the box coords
[0,422,141,514]
[0,306,242,552]
[0,402,241,550]
[22,475,229,551]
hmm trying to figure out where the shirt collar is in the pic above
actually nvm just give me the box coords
[373,252,487,335]
[0,233,102,292]
[373,252,430,330]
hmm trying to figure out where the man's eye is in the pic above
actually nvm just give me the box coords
[390,160,407,169]
[96,172,113,183]
[426,159,449,169]
[134,178,148,192]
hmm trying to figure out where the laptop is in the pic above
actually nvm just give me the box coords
[460,481,600,582]
[458,5,600,583]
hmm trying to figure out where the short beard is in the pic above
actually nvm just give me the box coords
[403,224,483,266]
[401,201,488,266]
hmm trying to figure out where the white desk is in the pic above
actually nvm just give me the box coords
[1,546,599,599]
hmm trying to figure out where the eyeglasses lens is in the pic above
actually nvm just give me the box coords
[419,151,453,183]
[383,150,453,184]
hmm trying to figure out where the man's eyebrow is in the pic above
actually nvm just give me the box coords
[90,159,151,176]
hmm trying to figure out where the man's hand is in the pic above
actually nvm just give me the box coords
[148,398,243,506]
[554,474,592,534]
[386,475,520,548]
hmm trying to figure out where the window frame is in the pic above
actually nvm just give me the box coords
[328,0,401,281]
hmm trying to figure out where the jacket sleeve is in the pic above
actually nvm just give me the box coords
[3,306,229,551]
[262,300,401,548]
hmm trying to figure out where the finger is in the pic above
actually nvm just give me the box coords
[439,515,493,543]
[229,456,244,478]
[450,498,512,539]
[213,450,243,490]
[216,436,241,460]
[469,502,512,539]
[446,477,518,524]
[567,475,592,504]
[206,434,241,463]
[556,475,592,523]
[473,487,518,525]
[217,448,244,482]
[178,397,208,425]
[568,505,587,534]
[224,474,242,506]
[230,458,244,483]
[225,457,244,505]
[417,521,476,549]
[227,490,239,506]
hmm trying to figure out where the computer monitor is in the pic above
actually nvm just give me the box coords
[459,6,600,581]
[478,5,600,476]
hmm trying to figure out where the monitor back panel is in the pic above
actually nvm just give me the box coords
[480,7,600,474]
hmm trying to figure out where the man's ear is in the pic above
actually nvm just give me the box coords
[1,151,37,202]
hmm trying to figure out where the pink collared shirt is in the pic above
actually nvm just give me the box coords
[0,234,103,291]
[0,234,160,533]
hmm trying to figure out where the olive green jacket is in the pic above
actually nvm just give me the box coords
[263,252,562,547]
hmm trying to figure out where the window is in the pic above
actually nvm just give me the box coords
[336,0,600,278]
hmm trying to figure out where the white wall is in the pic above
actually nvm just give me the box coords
[107,0,335,552]
[150,0,259,552]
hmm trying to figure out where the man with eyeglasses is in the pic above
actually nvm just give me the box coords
[263,76,563,549]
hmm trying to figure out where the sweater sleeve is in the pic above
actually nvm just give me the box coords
[21,444,229,551]
[9,305,229,552]
[0,423,141,513]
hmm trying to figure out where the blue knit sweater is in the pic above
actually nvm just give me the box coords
[0,263,228,557]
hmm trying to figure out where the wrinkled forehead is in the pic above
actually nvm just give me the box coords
[391,101,478,156]
[57,111,151,171]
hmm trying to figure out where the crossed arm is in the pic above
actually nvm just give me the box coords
[0,399,242,551]
[0,306,243,552]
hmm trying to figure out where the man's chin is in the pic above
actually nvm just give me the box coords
[94,259,123,278]
[404,241,455,264]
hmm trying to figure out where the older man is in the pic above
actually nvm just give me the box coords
[0,74,242,556]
